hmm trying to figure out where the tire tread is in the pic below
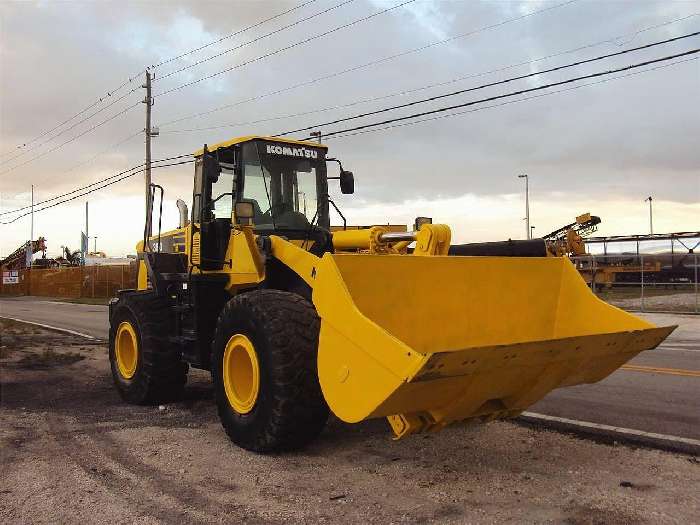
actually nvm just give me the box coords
[212,289,328,452]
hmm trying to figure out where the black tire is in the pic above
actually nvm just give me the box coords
[109,292,188,404]
[211,290,329,452]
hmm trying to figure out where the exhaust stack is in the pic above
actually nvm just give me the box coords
[176,199,189,228]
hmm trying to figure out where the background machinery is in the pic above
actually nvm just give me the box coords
[108,135,674,452]
[579,231,699,286]
[543,213,601,257]
[0,237,47,271]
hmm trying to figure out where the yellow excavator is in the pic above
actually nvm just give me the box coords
[109,135,675,452]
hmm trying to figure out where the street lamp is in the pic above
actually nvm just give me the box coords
[644,196,653,234]
[518,174,530,239]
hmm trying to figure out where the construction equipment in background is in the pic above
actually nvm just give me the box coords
[578,257,663,287]
[0,237,47,271]
[444,214,600,259]
[55,246,83,267]
[578,231,699,287]
[108,135,675,453]
[543,213,601,257]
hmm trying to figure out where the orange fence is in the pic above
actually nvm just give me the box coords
[0,264,137,298]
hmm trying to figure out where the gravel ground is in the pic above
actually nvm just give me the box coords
[602,290,698,313]
[1,319,698,524]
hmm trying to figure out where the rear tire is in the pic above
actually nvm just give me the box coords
[109,292,188,404]
[212,290,329,452]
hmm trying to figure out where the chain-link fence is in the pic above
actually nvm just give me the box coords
[572,253,699,314]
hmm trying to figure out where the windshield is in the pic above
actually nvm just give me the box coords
[241,141,328,230]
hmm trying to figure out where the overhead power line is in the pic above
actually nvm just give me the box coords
[156,0,418,97]
[158,0,579,127]
[0,88,140,168]
[156,0,356,81]
[275,31,700,137]
[0,101,142,176]
[161,15,699,136]
[0,153,190,217]
[151,0,319,70]
[59,130,144,177]
[3,55,696,224]
[0,1,317,163]
[0,130,143,218]
[327,56,699,140]
[297,48,700,141]
[0,157,193,225]
[0,86,141,164]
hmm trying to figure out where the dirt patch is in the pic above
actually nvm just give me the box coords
[1,322,698,524]
[562,502,644,525]
[1,318,93,370]
[15,348,84,369]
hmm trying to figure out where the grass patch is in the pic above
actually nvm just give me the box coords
[51,297,111,305]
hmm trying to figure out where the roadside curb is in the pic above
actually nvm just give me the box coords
[0,316,101,341]
[518,412,700,456]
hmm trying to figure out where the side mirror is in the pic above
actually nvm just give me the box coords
[235,201,255,224]
[339,170,354,194]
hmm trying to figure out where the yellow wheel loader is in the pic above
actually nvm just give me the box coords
[108,135,675,453]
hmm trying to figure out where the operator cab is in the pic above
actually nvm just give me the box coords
[240,139,330,230]
[191,136,353,269]
[194,136,332,230]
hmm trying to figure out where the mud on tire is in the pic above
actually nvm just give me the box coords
[212,289,329,452]
[109,291,188,404]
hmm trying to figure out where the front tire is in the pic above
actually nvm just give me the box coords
[212,290,329,452]
[109,292,188,404]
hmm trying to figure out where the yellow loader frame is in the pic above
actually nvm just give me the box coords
[114,135,673,449]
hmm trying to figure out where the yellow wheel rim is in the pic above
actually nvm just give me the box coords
[222,333,260,414]
[115,321,138,379]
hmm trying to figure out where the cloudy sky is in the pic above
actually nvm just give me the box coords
[1,0,698,257]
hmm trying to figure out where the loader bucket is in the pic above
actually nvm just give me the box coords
[310,254,675,437]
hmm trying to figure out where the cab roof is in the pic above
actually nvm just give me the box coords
[193,135,328,157]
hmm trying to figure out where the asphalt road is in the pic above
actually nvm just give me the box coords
[0,297,109,339]
[1,297,698,442]
[531,312,700,441]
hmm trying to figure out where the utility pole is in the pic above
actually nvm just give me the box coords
[27,184,35,267]
[93,236,98,253]
[310,130,322,144]
[85,201,89,260]
[531,225,536,239]
[644,196,653,234]
[30,184,34,243]
[518,174,530,239]
[143,70,153,247]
